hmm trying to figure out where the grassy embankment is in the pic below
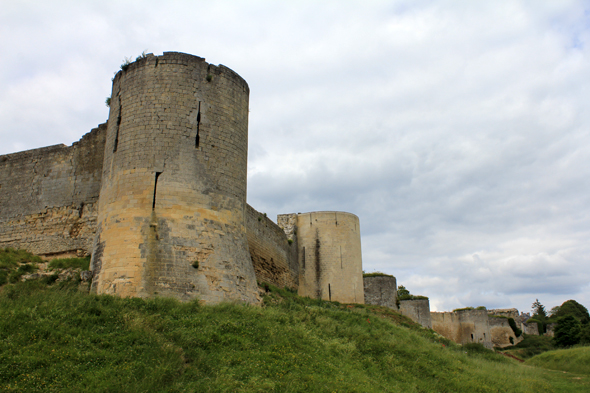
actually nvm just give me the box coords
[527,347,590,375]
[0,248,589,392]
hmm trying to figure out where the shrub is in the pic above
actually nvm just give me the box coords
[580,323,590,344]
[509,334,555,358]
[508,317,522,337]
[553,315,581,347]
[48,256,90,271]
[8,263,38,283]
[396,285,428,301]
[554,300,590,325]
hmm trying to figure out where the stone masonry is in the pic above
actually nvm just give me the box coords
[0,124,106,258]
[279,211,365,304]
[363,275,397,309]
[91,52,258,303]
[0,52,366,305]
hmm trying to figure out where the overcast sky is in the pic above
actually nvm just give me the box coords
[2,0,589,313]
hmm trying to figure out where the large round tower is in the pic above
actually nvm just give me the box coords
[296,211,364,303]
[90,52,258,303]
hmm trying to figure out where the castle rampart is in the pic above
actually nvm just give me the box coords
[246,205,298,289]
[0,124,106,257]
[1,52,366,305]
[431,310,493,349]
[488,316,523,347]
[400,299,433,329]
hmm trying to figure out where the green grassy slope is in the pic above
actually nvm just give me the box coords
[527,346,590,375]
[0,281,588,392]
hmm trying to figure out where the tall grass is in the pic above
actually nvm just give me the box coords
[527,346,590,375]
[0,281,588,392]
[0,248,42,286]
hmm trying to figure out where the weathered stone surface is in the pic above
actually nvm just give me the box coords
[0,52,367,306]
[363,275,397,309]
[488,316,523,347]
[431,309,493,349]
[0,124,106,256]
[289,211,364,304]
[91,52,258,304]
[400,299,432,329]
[246,205,298,289]
[80,270,93,282]
[545,323,557,337]
[522,322,539,335]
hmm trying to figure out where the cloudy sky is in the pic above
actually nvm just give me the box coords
[2,0,589,313]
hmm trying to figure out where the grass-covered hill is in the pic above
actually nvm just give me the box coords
[0,249,589,392]
[527,347,590,375]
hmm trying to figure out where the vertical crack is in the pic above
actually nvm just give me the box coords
[113,97,122,152]
[30,159,38,200]
[152,172,162,210]
[195,101,201,148]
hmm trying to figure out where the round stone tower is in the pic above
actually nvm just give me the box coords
[296,211,364,303]
[90,52,258,303]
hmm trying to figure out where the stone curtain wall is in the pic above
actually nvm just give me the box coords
[245,205,298,289]
[399,299,432,329]
[363,275,397,309]
[91,52,258,303]
[0,124,106,257]
[1,52,370,306]
[431,310,493,349]
[487,308,522,330]
[295,211,364,304]
[488,317,523,348]
[522,322,539,335]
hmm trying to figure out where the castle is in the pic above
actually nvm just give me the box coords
[0,52,364,305]
[1,52,543,350]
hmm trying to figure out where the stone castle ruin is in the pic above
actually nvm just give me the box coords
[363,276,539,349]
[0,51,543,349]
[0,52,364,305]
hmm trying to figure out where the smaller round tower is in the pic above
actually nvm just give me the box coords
[295,211,364,303]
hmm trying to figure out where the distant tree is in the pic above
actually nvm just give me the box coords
[554,300,590,325]
[397,285,410,298]
[553,315,581,347]
[580,324,590,345]
[532,299,547,320]
[548,306,561,317]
